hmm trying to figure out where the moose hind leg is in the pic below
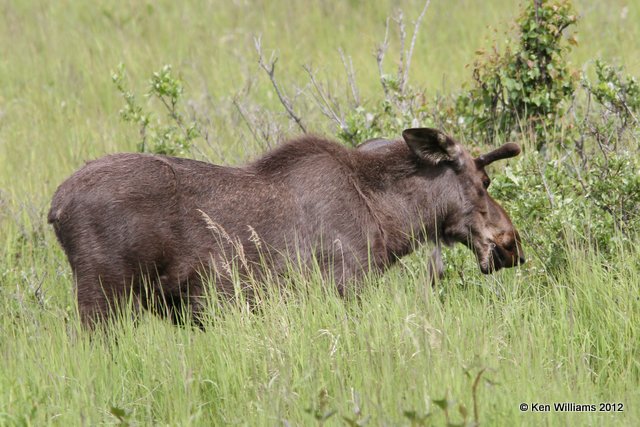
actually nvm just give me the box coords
[74,263,146,329]
[75,275,120,329]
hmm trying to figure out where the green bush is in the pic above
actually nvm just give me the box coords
[331,0,640,272]
[336,92,431,146]
[581,60,640,147]
[454,0,579,147]
[491,149,640,272]
[112,64,200,156]
[587,60,640,121]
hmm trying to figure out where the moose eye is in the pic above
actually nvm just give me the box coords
[482,178,491,188]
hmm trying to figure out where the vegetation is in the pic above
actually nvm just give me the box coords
[1,0,638,425]
[112,64,200,156]
[455,0,579,146]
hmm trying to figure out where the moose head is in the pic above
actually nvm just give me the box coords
[401,128,524,274]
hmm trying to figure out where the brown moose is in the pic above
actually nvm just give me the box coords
[48,128,524,327]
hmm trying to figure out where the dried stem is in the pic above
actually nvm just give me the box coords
[376,17,391,96]
[472,368,486,425]
[395,10,406,86]
[403,0,431,93]
[233,97,283,150]
[376,0,431,97]
[157,94,192,144]
[338,47,360,106]
[254,36,307,133]
[303,64,345,130]
[536,159,555,208]
[232,97,270,149]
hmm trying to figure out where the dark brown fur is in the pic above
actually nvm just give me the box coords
[48,128,524,327]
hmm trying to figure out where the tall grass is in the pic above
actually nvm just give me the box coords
[1,0,639,425]
[1,229,638,425]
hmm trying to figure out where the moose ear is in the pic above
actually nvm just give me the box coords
[402,128,463,166]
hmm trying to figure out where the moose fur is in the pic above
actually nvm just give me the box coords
[49,128,524,326]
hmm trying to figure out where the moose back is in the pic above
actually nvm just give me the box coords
[49,128,524,327]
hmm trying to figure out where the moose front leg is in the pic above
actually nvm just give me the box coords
[427,244,444,286]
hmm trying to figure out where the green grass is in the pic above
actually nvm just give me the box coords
[2,229,639,425]
[1,0,639,425]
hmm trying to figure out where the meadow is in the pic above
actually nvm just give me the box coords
[1,0,639,425]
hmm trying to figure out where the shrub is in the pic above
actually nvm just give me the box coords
[454,0,579,147]
[587,60,640,122]
[581,60,640,149]
[336,90,430,146]
[112,64,200,155]
[491,148,640,271]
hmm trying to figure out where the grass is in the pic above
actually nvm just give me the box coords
[1,0,639,425]
[2,230,639,425]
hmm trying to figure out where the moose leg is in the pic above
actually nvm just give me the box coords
[319,246,368,298]
[186,288,207,329]
[75,275,122,329]
[427,244,444,286]
[74,260,146,329]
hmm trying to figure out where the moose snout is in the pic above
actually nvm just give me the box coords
[501,237,525,268]
[484,237,524,273]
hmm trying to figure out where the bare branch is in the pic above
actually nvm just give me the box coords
[157,93,193,143]
[254,36,307,133]
[536,159,555,208]
[233,97,270,149]
[403,0,431,93]
[623,100,639,125]
[376,17,391,96]
[338,48,360,107]
[303,64,346,130]
[563,144,589,195]
[395,10,406,86]
[232,96,285,150]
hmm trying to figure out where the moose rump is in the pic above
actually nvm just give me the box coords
[49,155,187,324]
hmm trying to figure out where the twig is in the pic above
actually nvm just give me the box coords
[338,48,360,106]
[186,97,223,162]
[574,89,589,167]
[303,64,346,130]
[376,17,391,96]
[254,36,307,133]
[32,271,46,309]
[536,159,555,208]
[395,10,406,87]
[232,97,271,149]
[402,0,431,93]
[534,0,542,23]
[158,94,190,140]
[558,138,589,196]
[472,368,487,425]
[621,99,639,126]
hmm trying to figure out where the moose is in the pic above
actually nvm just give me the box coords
[49,128,524,327]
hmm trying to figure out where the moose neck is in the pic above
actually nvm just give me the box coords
[353,143,452,261]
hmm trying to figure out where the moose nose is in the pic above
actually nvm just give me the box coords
[518,255,526,265]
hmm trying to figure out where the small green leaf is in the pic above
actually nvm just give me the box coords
[433,397,451,411]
